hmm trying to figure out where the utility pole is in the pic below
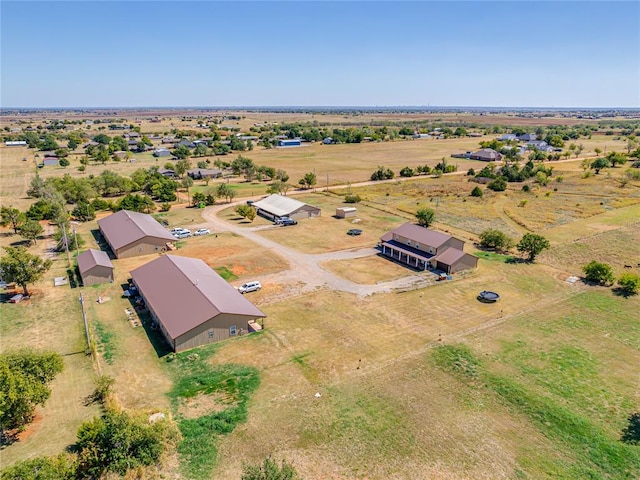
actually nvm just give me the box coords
[61,222,71,266]
[434,197,440,228]
[326,173,329,192]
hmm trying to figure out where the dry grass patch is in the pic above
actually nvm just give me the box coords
[177,392,237,419]
[321,254,412,285]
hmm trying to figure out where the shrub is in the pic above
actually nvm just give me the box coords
[467,168,475,176]
[487,178,507,192]
[582,261,614,285]
[618,273,640,295]
[160,202,171,212]
[479,229,513,252]
[344,194,361,203]
[470,186,483,197]
[0,454,77,480]
[399,166,414,177]
[241,457,301,480]
[621,412,640,445]
[522,184,530,192]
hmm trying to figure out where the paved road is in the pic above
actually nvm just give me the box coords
[200,204,434,299]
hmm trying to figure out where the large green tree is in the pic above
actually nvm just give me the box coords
[582,261,614,285]
[216,183,236,203]
[19,219,44,246]
[516,233,550,262]
[0,206,26,234]
[415,208,436,228]
[0,247,52,296]
[0,350,63,431]
[298,172,317,190]
[617,273,640,295]
[479,229,513,252]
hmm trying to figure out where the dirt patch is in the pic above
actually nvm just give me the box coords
[177,392,238,419]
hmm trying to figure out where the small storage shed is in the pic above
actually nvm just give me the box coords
[336,207,357,218]
[77,249,114,286]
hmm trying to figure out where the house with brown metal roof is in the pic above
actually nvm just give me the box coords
[130,255,266,352]
[469,148,502,162]
[97,210,175,259]
[77,249,114,286]
[380,223,478,274]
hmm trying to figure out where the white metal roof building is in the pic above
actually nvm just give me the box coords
[252,194,321,221]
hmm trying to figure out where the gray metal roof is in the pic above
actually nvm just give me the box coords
[386,223,453,248]
[130,255,265,340]
[252,194,314,217]
[77,249,113,274]
[97,210,175,251]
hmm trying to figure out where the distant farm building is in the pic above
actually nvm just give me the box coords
[380,223,478,274]
[187,168,223,180]
[153,148,171,157]
[278,139,301,147]
[5,141,27,147]
[130,255,266,352]
[335,207,357,218]
[497,134,517,141]
[412,133,432,139]
[42,157,59,166]
[77,249,114,286]
[469,148,502,162]
[252,194,321,221]
[97,210,175,259]
[517,133,537,142]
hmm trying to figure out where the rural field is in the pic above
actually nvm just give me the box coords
[1,110,639,479]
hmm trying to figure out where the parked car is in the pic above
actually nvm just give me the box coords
[170,227,189,234]
[238,281,262,294]
[347,229,363,236]
[194,228,211,236]
[246,200,255,206]
[174,231,192,239]
[275,217,297,226]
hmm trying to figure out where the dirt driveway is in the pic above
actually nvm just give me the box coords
[200,204,434,299]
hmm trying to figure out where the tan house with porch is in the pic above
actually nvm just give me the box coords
[380,223,478,274]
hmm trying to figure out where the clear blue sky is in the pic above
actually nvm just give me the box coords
[1,1,638,108]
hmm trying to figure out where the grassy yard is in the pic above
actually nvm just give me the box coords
[320,254,417,284]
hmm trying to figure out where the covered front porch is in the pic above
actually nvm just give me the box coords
[380,241,433,270]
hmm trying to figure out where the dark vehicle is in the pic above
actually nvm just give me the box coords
[246,200,255,206]
[347,229,363,236]
[280,218,297,226]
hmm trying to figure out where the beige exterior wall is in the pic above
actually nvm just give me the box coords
[336,208,356,218]
[450,254,478,273]
[81,265,114,286]
[174,313,260,352]
[115,237,170,259]
[290,205,321,220]
[441,237,465,252]
[392,233,437,255]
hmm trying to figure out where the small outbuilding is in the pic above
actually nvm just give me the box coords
[335,207,357,218]
[5,141,28,147]
[77,249,114,286]
[252,194,321,221]
[278,139,301,147]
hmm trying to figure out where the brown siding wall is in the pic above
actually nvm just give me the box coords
[81,266,114,286]
[440,237,465,253]
[174,313,257,352]
[450,254,478,273]
[116,237,169,259]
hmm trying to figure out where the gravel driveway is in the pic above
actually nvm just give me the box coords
[201,204,433,299]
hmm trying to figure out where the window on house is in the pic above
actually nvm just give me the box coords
[407,240,411,246]
[229,325,237,336]
[208,329,214,339]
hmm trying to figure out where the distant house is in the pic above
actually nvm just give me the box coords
[469,148,502,162]
[467,132,483,138]
[278,139,301,147]
[5,141,27,147]
[153,148,171,157]
[497,134,517,141]
[113,151,128,160]
[187,168,223,180]
[526,141,554,152]
[130,255,266,352]
[380,223,478,274]
[412,133,432,139]
[158,168,176,178]
[192,139,209,147]
[237,135,259,142]
[77,249,114,286]
[174,140,195,148]
[335,207,357,218]
[97,210,175,259]
[42,157,59,166]
[518,133,537,142]
[124,132,140,139]
[162,137,177,144]
[252,194,321,221]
